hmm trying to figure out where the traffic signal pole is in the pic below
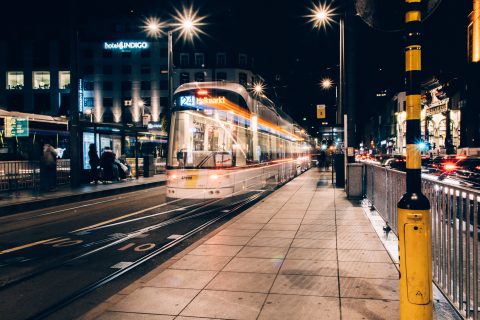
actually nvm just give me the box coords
[398,1,432,319]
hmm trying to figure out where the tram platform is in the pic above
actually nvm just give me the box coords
[81,169,458,320]
[0,174,166,216]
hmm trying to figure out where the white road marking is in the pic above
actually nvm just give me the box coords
[110,262,134,269]
[167,234,183,240]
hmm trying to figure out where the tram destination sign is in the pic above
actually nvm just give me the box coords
[4,117,29,137]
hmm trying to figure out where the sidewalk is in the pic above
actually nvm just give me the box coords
[81,169,408,320]
[0,174,166,215]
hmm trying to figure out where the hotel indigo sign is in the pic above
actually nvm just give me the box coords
[103,41,149,50]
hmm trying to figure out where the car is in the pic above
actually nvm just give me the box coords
[428,155,465,174]
[385,155,406,171]
[453,157,480,186]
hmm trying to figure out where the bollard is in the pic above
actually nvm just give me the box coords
[397,0,432,319]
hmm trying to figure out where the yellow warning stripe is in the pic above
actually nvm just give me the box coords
[406,94,421,120]
[406,10,421,22]
[406,144,422,169]
[406,46,422,71]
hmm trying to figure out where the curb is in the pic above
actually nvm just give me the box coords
[0,180,166,216]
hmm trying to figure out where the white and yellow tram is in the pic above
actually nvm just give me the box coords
[166,82,312,199]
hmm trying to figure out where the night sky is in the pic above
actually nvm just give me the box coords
[0,0,472,136]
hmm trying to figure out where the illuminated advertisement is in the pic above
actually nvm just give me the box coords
[4,117,29,137]
[103,41,149,50]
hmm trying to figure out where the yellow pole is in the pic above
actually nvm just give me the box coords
[398,1,432,319]
[472,0,480,62]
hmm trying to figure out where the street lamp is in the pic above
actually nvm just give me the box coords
[142,5,206,158]
[143,7,206,113]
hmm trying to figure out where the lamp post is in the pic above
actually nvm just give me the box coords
[143,6,206,159]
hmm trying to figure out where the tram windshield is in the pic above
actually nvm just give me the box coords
[168,88,302,169]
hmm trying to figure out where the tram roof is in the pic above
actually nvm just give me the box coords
[0,109,68,125]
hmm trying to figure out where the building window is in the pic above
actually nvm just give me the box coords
[180,53,189,66]
[160,97,168,107]
[141,81,151,91]
[122,51,132,58]
[160,80,168,90]
[121,81,131,91]
[6,71,24,89]
[103,50,113,58]
[122,65,132,74]
[103,81,113,91]
[141,49,151,58]
[33,71,50,89]
[239,72,247,86]
[103,109,114,123]
[216,72,227,81]
[239,54,247,66]
[103,65,113,74]
[195,72,205,82]
[84,97,94,107]
[180,72,190,85]
[216,53,226,66]
[84,81,94,91]
[141,64,150,74]
[194,53,204,66]
[83,49,94,59]
[83,65,94,75]
[160,48,168,57]
[103,97,113,107]
[59,71,70,89]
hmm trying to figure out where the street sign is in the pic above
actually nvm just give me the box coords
[4,117,29,137]
[316,105,326,119]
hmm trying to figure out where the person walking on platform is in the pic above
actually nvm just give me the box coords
[88,144,100,184]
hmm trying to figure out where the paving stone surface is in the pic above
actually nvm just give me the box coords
[89,169,452,320]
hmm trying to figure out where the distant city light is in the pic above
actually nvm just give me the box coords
[417,141,428,151]
[321,144,327,150]
[252,81,265,96]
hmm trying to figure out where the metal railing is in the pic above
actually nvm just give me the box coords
[0,160,71,192]
[364,163,479,319]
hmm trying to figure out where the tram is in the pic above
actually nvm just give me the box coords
[166,82,312,199]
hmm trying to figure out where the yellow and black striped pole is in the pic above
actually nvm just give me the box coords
[398,1,432,319]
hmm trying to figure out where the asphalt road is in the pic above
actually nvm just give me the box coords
[0,185,269,320]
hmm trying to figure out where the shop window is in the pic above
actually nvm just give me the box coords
[33,71,50,90]
[216,72,227,81]
[59,71,70,89]
[6,71,24,89]
[180,53,189,66]
[195,72,205,82]
[180,72,190,85]
[103,81,113,91]
[195,53,204,66]
[103,65,113,75]
[141,81,151,91]
[216,53,226,66]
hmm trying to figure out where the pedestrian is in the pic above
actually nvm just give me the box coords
[100,147,116,182]
[88,144,100,184]
[41,143,57,191]
[383,222,392,240]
